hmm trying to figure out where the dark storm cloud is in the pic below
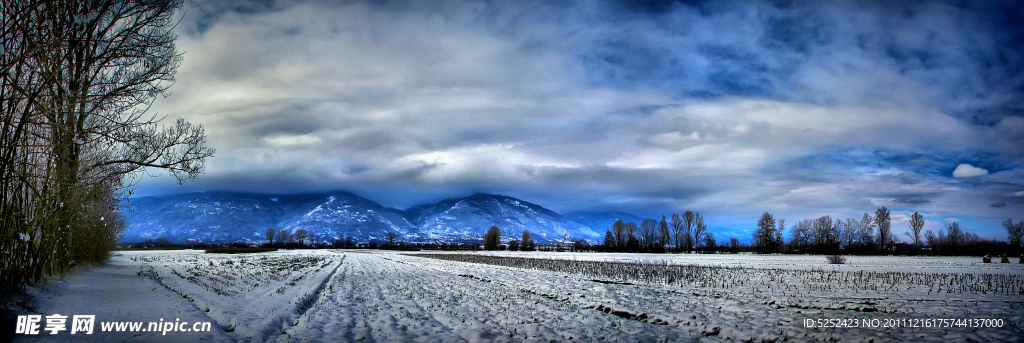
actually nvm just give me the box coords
[139,0,1024,240]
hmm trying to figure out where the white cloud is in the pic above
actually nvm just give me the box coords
[952,164,988,178]
[262,134,322,147]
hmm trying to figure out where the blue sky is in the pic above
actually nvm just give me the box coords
[138,0,1024,241]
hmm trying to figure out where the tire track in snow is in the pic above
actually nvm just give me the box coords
[287,252,690,342]
[137,252,344,342]
[287,253,476,342]
[276,253,347,341]
[293,254,346,321]
[137,263,234,333]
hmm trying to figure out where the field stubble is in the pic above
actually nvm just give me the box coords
[127,250,1023,342]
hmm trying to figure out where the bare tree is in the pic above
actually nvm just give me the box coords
[702,233,716,253]
[875,207,891,250]
[840,218,857,248]
[276,229,289,244]
[658,215,671,250]
[729,236,740,254]
[907,211,925,248]
[692,213,707,252]
[671,213,685,252]
[386,232,396,247]
[612,220,625,249]
[945,222,963,253]
[753,212,776,253]
[295,229,307,245]
[624,221,639,251]
[681,211,696,252]
[775,219,785,252]
[266,228,275,245]
[604,229,614,251]
[639,218,657,250]
[789,219,813,252]
[1003,219,1022,247]
[924,230,938,249]
[811,215,839,252]
[856,213,875,245]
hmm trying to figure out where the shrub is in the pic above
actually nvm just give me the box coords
[826,254,847,264]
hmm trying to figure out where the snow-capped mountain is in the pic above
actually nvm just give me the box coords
[122,191,621,244]
[405,193,602,243]
[276,191,419,241]
[121,191,415,244]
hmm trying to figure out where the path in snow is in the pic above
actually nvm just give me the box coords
[12,251,233,342]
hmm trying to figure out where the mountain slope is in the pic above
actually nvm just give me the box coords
[121,191,415,243]
[405,193,602,243]
[122,191,628,244]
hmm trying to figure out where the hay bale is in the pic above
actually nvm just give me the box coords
[982,255,991,263]
[1001,253,1010,264]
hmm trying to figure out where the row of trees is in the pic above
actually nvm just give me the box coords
[264,228,316,246]
[483,226,536,251]
[255,212,1024,256]
[754,207,1024,256]
[1,0,213,304]
[602,211,717,253]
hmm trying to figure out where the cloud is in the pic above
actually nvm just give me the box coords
[262,134,322,147]
[133,0,1024,241]
[952,164,989,178]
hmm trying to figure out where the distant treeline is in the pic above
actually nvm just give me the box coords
[124,208,1024,257]
[750,207,1024,256]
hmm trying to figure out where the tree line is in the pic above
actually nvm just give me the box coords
[599,212,719,253]
[754,207,1024,256]
[470,211,739,254]
[467,207,1023,256]
[136,210,1024,257]
[1,0,212,305]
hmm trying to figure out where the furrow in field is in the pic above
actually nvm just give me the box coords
[399,253,1024,342]
[286,252,693,342]
[134,251,344,342]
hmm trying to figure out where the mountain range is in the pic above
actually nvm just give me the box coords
[121,191,639,244]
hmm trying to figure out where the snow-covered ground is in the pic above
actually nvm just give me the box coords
[458,251,1024,275]
[11,250,1024,342]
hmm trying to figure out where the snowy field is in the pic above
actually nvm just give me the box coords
[457,251,1024,275]
[13,250,1024,342]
